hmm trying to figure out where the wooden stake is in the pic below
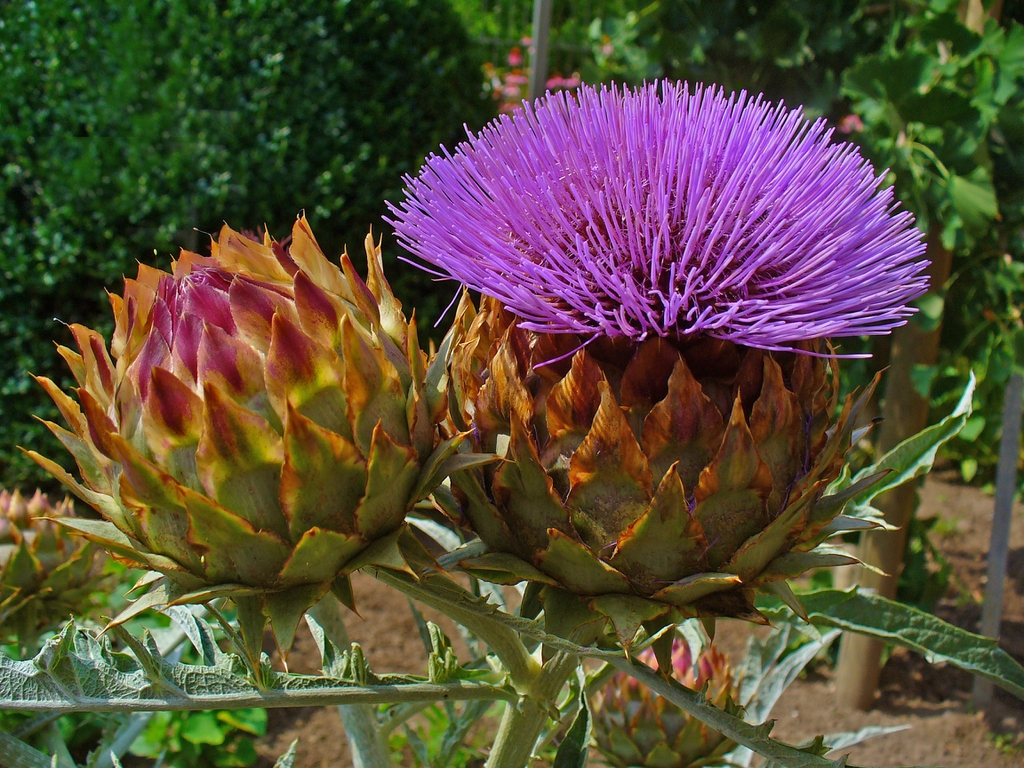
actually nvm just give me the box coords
[973,370,1023,705]
[835,0,1000,709]
[835,237,952,710]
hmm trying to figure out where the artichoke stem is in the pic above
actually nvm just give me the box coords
[485,651,578,768]
[368,568,540,686]
[308,596,394,768]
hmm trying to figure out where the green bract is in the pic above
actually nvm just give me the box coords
[30,218,454,653]
[440,298,884,642]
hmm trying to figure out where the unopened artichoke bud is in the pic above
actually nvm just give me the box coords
[593,641,739,768]
[30,217,454,653]
[390,82,928,637]
[0,489,104,647]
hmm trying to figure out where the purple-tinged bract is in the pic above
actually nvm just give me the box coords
[30,217,453,657]
[389,82,928,350]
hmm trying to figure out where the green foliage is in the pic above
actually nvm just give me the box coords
[840,5,1014,242]
[896,515,953,610]
[933,248,1024,484]
[129,708,267,768]
[838,4,1024,489]
[388,701,496,767]
[0,0,494,489]
[0,710,109,767]
[0,708,266,768]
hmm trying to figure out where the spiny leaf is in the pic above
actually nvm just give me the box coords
[760,588,1024,700]
[0,619,513,713]
[848,373,976,512]
[567,382,653,550]
[163,605,220,666]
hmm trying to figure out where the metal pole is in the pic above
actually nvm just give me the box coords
[973,370,1024,705]
[528,0,553,101]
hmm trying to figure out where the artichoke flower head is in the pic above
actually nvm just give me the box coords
[389,82,930,642]
[31,217,453,653]
[593,640,739,767]
[0,489,104,649]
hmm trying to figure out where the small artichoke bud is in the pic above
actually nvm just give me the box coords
[0,489,104,648]
[31,218,452,653]
[593,641,740,768]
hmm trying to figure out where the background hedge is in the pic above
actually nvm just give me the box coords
[0,0,495,487]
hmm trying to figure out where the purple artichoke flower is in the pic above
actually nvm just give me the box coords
[388,81,927,350]
[384,82,924,628]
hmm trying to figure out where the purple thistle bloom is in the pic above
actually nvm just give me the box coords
[387,82,929,350]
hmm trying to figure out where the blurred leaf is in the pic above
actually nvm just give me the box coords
[961,457,979,481]
[181,712,226,746]
[958,414,986,441]
[0,727,65,768]
[822,724,910,751]
[404,724,430,766]
[949,174,999,229]
[911,363,939,398]
[216,709,267,737]
[843,50,934,104]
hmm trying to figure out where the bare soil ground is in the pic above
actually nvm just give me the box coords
[255,474,1024,767]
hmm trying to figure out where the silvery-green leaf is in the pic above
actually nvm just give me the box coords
[0,727,64,768]
[163,605,220,666]
[824,724,910,750]
[678,617,709,664]
[0,619,514,713]
[408,515,463,552]
[846,373,976,519]
[272,740,299,768]
[759,588,1024,699]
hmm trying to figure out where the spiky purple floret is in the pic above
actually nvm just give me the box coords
[388,82,929,350]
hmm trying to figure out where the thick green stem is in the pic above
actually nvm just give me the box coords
[485,652,578,768]
[367,568,581,767]
[3,681,514,714]
[308,596,394,768]
[368,568,539,686]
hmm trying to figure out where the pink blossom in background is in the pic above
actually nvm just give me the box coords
[839,113,865,133]
[546,73,582,90]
